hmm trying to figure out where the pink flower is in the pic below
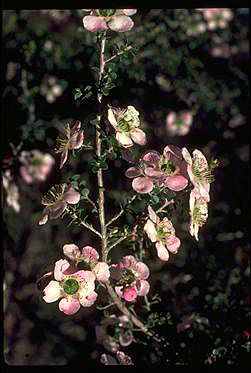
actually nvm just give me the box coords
[189,187,208,241]
[144,205,181,261]
[182,147,211,202]
[43,259,97,315]
[199,8,233,29]
[108,105,146,148]
[39,183,80,225]
[95,314,133,352]
[101,351,134,365]
[110,255,150,302]
[83,9,137,33]
[2,170,21,212]
[19,150,55,184]
[166,111,193,136]
[126,145,189,194]
[63,244,110,283]
[55,121,84,169]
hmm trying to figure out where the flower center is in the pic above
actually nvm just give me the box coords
[192,158,214,183]
[175,118,185,127]
[160,159,176,175]
[118,269,135,286]
[30,156,43,166]
[41,183,65,205]
[63,278,80,295]
[98,9,116,17]
[77,260,92,271]
[156,222,173,241]
[118,118,131,132]
[193,200,208,227]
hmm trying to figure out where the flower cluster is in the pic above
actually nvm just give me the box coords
[166,111,193,136]
[83,9,137,33]
[198,8,233,30]
[126,145,189,193]
[54,121,84,169]
[108,105,146,148]
[110,255,150,302]
[96,314,133,352]
[19,150,55,184]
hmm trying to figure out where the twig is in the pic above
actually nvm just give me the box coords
[66,207,102,238]
[156,198,174,214]
[104,46,133,64]
[106,195,137,227]
[107,235,128,254]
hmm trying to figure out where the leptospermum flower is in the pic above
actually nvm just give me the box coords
[110,255,150,302]
[96,314,133,353]
[166,111,193,136]
[39,183,80,225]
[54,121,84,169]
[182,147,212,202]
[19,150,55,184]
[43,259,97,315]
[126,145,189,194]
[63,244,110,283]
[83,9,137,33]
[198,8,233,30]
[189,187,208,241]
[144,205,181,261]
[108,105,146,148]
[101,351,134,365]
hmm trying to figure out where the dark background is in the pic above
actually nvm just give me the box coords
[2,9,250,366]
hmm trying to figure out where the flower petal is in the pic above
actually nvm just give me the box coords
[38,207,49,225]
[49,201,67,219]
[125,167,141,178]
[155,241,170,261]
[60,149,68,169]
[122,9,137,16]
[166,236,181,254]
[43,280,62,303]
[181,147,192,165]
[81,246,99,261]
[122,287,138,302]
[129,128,146,145]
[116,132,133,148]
[135,279,150,296]
[144,219,158,242]
[54,259,71,281]
[108,15,134,32]
[135,262,150,279]
[69,130,84,150]
[142,150,160,166]
[79,291,97,307]
[83,16,108,32]
[132,176,153,193]
[75,270,95,285]
[63,187,80,204]
[148,205,158,224]
[63,244,81,260]
[164,175,188,191]
[93,262,110,282]
[101,354,118,365]
[144,167,163,178]
[59,297,80,315]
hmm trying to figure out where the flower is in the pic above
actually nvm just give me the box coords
[38,184,80,225]
[63,244,110,283]
[189,187,208,241]
[19,150,55,184]
[55,121,84,169]
[2,170,20,212]
[182,147,212,202]
[126,145,189,194]
[42,259,97,315]
[96,314,133,352]
[199,8,233,30]
[101,351,134,365]
[166,111,193,136]
[110,255,150,302]
[108,105,146,148]
[144,205,181,261]
[40,75,64,103]
[83,9,137,33]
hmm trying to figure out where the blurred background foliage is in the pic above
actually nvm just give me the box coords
[2,9,250,366]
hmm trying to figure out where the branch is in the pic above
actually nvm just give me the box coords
[156,198,174,214]
[106,235,128,255]
[106,195,137,227]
